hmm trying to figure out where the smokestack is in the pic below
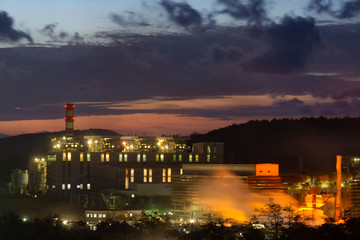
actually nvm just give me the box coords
[64,103,75,136]
[335,155,342,222]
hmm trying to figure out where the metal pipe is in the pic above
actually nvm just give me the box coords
[335,155,342,221]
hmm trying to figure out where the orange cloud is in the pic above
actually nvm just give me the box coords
[0,113,272,136]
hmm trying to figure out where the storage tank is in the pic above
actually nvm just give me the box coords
[11,169,29,194]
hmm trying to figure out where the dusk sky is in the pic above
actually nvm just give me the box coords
[1,0,360,136]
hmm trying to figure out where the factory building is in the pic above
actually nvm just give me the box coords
[29,104,224,210]
[335,155,360,219]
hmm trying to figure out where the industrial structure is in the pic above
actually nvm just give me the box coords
[23,103,357,225]
[335,155,360,219]
[28,104,225,215]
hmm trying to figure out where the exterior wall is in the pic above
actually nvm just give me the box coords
[192,142,224,163]
[256,163,279,176]
[45,151,185,197]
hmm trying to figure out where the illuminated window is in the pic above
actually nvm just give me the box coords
[156,154,159,162]
[173,154,176,162]
[101,153,104,162]
[167,168,171,182]
[125,169,129,189]
[195,154,199,162]
[179,154,182,162]
[63,152,66,161]
[87,153,91,162]
[106,153,110,162]
[131,168,134,182]
[160,154,164,162]
[94,214,97,218]
[103,214,106,218]
[67,183,71,189]
[80,184,83,190]
[207,145,211,154]
[189,154,193,162]
[119,153,123,162]
[180,168,183,175]
[162,168,166,183]
[207,154,211,162]
[87,183,91,190]
[143,168,148,183]
[62,184,65,190]
[137,154,141,162]
[149,169,152,183]
[124,154,128,162]
[143,154,146,162]
[214,146,217,153]
[67,152,71,161]
[80,153,84,162]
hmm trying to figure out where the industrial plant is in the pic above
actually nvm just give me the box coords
[5,104,360,228]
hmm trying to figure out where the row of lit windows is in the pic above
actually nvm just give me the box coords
[63,152,91,162]
[143,168,152,183]
[62,152,210,163]
[86,213,107,218]
[61,183,91,190]
[124,167,179,188]
[162,168,172,183]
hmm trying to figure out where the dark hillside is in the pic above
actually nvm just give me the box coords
[191,117,360,174]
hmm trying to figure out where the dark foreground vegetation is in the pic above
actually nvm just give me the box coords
[2,201,360,240]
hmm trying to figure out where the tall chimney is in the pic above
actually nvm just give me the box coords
[64,103,75,136]
[335,155,342,222]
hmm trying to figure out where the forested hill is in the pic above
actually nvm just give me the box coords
[0,129,120,183]
[191,117,360,174]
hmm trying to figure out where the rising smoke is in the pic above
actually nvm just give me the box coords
[196,171,298,222]
[0,11,32,43]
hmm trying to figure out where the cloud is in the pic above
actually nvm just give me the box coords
[40,23,69,42]
[308,0,334,14]
[160,0,202,27]
[1,24,360,122]
[337,0,360,19]
[40,24,85,45]
[0,11,33,43]
[308,0,360,19]
[212,46,242,64]
[109,11,151,27]
[217,0,267,24]
[243,16,321,73]
[213,2,321,73]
